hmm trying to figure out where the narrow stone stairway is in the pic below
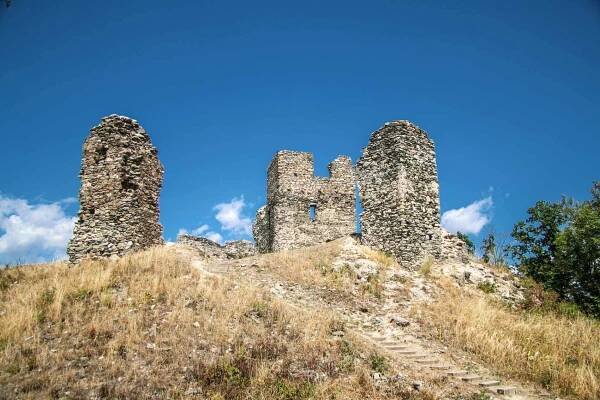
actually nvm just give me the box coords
[181,247,552,400]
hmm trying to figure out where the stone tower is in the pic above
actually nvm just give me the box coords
[356,120,442,267]
[253,151,355,253]
[67,115,164,263]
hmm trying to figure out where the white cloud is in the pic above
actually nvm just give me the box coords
[191,224,210,235]
[213,196,252,236]
[178,224,223,244]
[0,195,76,264]
[205,231,223,244]
[441,196,493,235]
[177,196,252,244]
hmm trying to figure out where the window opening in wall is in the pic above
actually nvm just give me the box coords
[309,204,317,222]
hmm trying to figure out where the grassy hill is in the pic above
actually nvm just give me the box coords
[0,248,429,400]
[1,243,599,399]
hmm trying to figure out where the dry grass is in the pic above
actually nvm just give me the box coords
[361,248,397,269]
[418,257,435,277]
[417,280,600,400]
[256,240,351,289]
[0,247,432,400]
[256,240,394,301]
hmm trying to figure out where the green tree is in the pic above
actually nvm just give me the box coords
[510,181,600,316]
[456,231,475,254]
[554,186,600,316]
[481,232,496,264]
[509,200,571,293]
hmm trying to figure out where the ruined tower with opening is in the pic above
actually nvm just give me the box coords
[357,120,442,267]
[67,115,164,263]
[253,151,355,253]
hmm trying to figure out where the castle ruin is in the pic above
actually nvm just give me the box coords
[253,120,442,268]
[357,120,442,267]
[67,115,164,263]
[253,151,356,252]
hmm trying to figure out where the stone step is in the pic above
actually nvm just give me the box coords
[478,380,501,387]
[381,341,406,346]
[491,387,517,395]
[415,359,438,365]
[446,370,468,377]
[460,375,481,382]
[383,345,410,351]
[394,349,418,355]
[405,353,429,359]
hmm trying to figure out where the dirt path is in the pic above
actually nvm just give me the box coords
[179,241,554,400]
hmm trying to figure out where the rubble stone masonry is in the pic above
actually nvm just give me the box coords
[177,234,257,259]
[356,121,442,268]
[67,115,164,263]
[253,151,355,253]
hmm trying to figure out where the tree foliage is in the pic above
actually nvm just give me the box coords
[481,232,496,264]
[481,231,506,266]
[510,182,600,317]
[456,231,475,254]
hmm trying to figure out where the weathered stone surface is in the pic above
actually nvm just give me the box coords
[177,234,257,260]
[441,229,472,263]
[357,120,442,268]
[67,115,164,263]
[253,151,355,253]
[253,205,270,253]
[223,240,257,259]
[177,234,227,259]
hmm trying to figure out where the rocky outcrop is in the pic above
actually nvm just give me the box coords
[67,115,164,263]
[357,121,442,268]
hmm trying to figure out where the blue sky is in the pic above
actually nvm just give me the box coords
[0,0,598,264]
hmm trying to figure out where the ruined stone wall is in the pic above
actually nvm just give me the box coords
[177,234,257,260]
[223,240,257,259]
[441,229,472,264]
[357,120,442,268]
[253,151,355,252]
[177,234,227,259]
[253,206,270,253]
[67,115,164,263]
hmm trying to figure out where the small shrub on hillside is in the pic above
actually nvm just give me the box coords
[338,340,356,372]
[369,353,387,374]
[273,379,316,400]
[477,281,496,294]
[248,301,270,319]
[68,288,93,302]
[360,274,383,299]
[520,278,582,318]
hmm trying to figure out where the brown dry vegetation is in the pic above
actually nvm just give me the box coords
[255,239,393,301]
[0,247,433,400]
[256,240,344,288]
[417,280,600,400]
